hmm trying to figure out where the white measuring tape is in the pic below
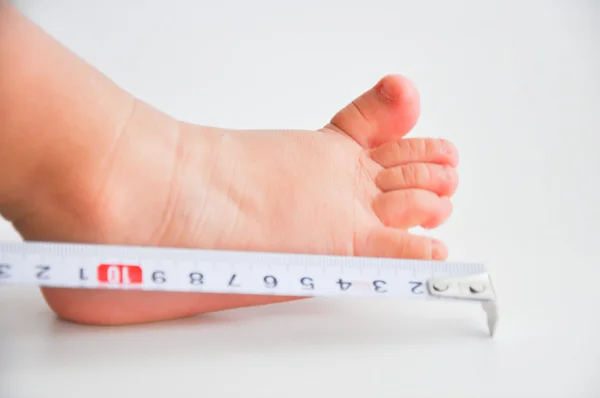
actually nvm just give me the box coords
[0,241,498,336]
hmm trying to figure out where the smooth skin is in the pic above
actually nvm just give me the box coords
[0,2,459,325]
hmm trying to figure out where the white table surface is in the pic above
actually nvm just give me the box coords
[2,0,599,397]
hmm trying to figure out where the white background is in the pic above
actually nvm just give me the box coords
[1,0,599,397]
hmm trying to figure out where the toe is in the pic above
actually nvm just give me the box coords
[376,163,458,197]
[373,189,453,229]
[356,227,448,260]
[324,74,420,149]
[369,138,459,168]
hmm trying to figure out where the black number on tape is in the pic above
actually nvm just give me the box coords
[373,280,387,293]
[228,274,239,287]
[409,281,423,294]
[189,272,204,285]
[300,277,314,290]
[0,264,10,279]
[36,265,50,280]
[337,279,352,291]
[152,271,166,284]
[79,268,88,281]
[263,275,277,288]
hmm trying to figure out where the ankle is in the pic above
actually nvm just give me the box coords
[0,3,140,224]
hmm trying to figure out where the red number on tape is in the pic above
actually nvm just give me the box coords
[97,264,142,284]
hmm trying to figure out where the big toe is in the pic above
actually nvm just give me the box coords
[324,74,420,149]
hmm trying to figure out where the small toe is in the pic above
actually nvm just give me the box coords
[356,227,448,260]
[369,138,459,168]
[376,163,458,197]
[373,189,453,230]
[324,74,421,149]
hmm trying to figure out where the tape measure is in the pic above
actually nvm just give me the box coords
[0,240,498,336]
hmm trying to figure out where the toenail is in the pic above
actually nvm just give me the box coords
[440,139,452,153]
[432,240,445,260]
[377,78,401,102]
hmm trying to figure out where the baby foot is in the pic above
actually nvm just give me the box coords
[11,72,458,325]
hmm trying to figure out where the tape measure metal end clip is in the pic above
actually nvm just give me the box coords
[426,273,498,337]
